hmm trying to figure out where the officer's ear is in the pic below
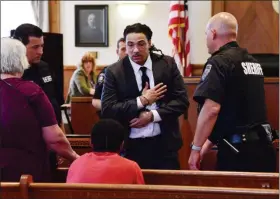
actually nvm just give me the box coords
[211,29,217,40]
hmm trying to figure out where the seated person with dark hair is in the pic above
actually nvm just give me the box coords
[66,119,144,184]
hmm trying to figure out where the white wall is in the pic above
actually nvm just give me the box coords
[1,1,36,37]
[60,1,211,66]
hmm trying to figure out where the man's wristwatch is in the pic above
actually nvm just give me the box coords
[190,143,202,151]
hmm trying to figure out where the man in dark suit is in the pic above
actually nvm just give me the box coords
[101,23,189,169]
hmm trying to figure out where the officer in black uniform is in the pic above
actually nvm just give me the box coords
[92,37,127,116]
[12,23,62,174]
[188,12,276,172]
[12,24,62,125]
[22,61,62,125]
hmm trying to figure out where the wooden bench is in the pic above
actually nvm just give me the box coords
[53,167,279,189]
[1,175,278,199]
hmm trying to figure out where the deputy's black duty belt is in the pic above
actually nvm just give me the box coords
[228,131,260,144]
[226,124,273,144]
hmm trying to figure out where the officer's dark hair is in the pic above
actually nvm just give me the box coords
[91,119,125,152]
[117,37,125,49]
[11,23,43,45]
[123,23,153,41]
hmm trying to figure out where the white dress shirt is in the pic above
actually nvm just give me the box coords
[129,55,162,139]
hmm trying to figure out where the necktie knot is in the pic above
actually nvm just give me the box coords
[140,66,147,73]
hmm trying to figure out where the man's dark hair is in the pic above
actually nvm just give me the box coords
[123,23,164,58]
[123,23,153,41]
[11,23,43,45]
[117,37,125,49]
[91,119,125,152]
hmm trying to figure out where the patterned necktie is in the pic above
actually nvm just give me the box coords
[140,66,149,92]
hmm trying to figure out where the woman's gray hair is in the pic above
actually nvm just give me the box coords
[1,37,29,75]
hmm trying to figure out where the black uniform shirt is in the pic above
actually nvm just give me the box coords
[22,60,62,124]
[193,41,267,144]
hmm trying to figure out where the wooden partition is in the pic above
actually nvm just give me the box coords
[70,97,99,134]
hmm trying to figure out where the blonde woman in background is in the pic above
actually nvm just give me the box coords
[66,52,96,103]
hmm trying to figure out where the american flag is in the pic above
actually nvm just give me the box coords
[168,0,191,77]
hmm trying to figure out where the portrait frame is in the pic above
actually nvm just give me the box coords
[75,5,109,47]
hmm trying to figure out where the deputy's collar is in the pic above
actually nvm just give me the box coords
[211,41,239,57]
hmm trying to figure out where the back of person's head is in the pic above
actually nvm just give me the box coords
[117,37,125,49]
[12,23,43,45]
[123,23,153,41]
[91,119,125,152]
[1,38,29,75]
[205,12,238,54]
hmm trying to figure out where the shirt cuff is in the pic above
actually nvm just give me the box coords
[136,97,144,109]
[151,110,162,122]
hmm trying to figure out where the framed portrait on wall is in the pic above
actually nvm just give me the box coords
[75,5,109,47]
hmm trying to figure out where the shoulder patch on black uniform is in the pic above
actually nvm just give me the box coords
[97,73,105,83]
[201,64,212,81]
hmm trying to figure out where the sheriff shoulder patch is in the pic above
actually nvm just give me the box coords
[98,73,105,83]
[201,64,212,81]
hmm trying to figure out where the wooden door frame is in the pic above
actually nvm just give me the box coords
[49,0,60,33]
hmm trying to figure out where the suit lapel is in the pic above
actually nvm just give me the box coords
[151,53,164,86]
[123,56,140,97]
[151,53,166,106]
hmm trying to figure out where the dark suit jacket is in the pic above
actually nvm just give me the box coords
[101,53,189,151]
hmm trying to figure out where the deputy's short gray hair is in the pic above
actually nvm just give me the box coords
[1,37,29,75]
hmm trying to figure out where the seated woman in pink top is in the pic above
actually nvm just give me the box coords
[0,38,80,182]
[67,119,145,184]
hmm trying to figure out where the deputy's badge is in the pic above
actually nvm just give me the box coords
[42,75,52,83]
[201,64,212,81]
[98,73,105,83]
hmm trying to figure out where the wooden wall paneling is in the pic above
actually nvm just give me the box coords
[212,1,279,54]
[212,1,225,16]
[225,1,279,54]
[49,1,60,33]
